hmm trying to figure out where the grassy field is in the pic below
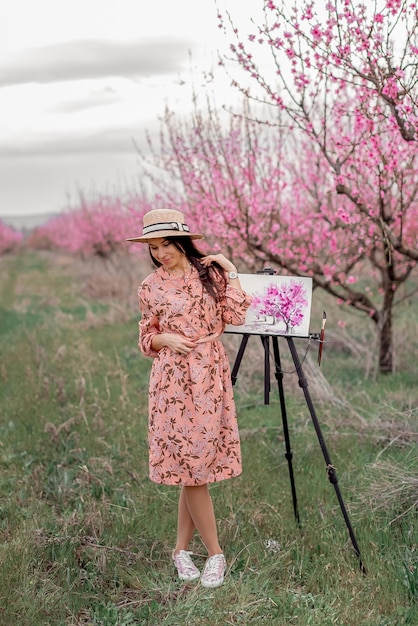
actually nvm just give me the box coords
[0,250,417,626]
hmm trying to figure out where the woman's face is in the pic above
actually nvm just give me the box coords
[148,238,187,271]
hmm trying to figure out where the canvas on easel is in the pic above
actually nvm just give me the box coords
[225,274,313,338]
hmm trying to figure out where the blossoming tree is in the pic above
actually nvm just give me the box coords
[136,89,417,374]
[211,0,417,373]
[32,195,143,258]
[220,0,417,144]
[0,220,23,254]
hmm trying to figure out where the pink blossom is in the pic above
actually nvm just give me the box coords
[382,78,399,99]
[311,25,322,40]
[337,207,351,224]
[0,220,23,253]
[302,6,314,20]
[386,0,402,14]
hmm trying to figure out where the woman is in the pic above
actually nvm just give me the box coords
[127,209,252,588]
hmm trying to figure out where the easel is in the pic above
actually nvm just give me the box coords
[230,330,366,574]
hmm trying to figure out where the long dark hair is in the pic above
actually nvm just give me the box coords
[149,236,227,302]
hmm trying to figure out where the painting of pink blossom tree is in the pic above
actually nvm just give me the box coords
[252,279,309,334]
[225,275,312,337]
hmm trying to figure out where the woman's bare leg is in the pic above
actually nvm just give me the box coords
[182,484,222,556]
[174,487,196,553]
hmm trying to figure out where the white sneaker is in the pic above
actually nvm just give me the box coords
[201,554,226,588]
[172,550,200,581]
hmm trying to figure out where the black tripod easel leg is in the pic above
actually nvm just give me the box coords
[261,335,271,405]
[271,336,300,526]
[231,334,250,386]
[286,337,366,574]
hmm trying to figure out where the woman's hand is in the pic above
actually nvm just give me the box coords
[151,332,197,355]
[200,253,245,293]
[200,254,237,274]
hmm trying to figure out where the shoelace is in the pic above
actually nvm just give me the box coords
[204,555,225,579]
[175,551,196,572]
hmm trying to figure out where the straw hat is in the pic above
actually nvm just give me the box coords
[126,209,204,243]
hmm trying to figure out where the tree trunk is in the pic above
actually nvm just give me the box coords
[378,288,395,374]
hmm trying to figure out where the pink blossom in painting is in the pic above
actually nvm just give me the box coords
[252,280,308,334]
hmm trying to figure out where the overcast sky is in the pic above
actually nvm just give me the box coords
[0,0,247,218]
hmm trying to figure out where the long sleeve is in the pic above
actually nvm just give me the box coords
[138,283,160,357]
[221,285,252,326]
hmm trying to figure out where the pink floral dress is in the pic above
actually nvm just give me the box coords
[138,265,252,486]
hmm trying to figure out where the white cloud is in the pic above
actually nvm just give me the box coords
[0,38,193,87]
[0,123,152,157]
[48,87,121,115]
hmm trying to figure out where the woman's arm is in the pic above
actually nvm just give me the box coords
[199,253,252,325]
[151,332,197,355]
[199,253,245,294]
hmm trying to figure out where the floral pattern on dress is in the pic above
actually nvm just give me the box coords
[138,266,252,486]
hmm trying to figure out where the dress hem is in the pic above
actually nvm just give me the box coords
[149,470,243,487]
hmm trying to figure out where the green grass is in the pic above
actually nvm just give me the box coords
[0,250,417,625]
